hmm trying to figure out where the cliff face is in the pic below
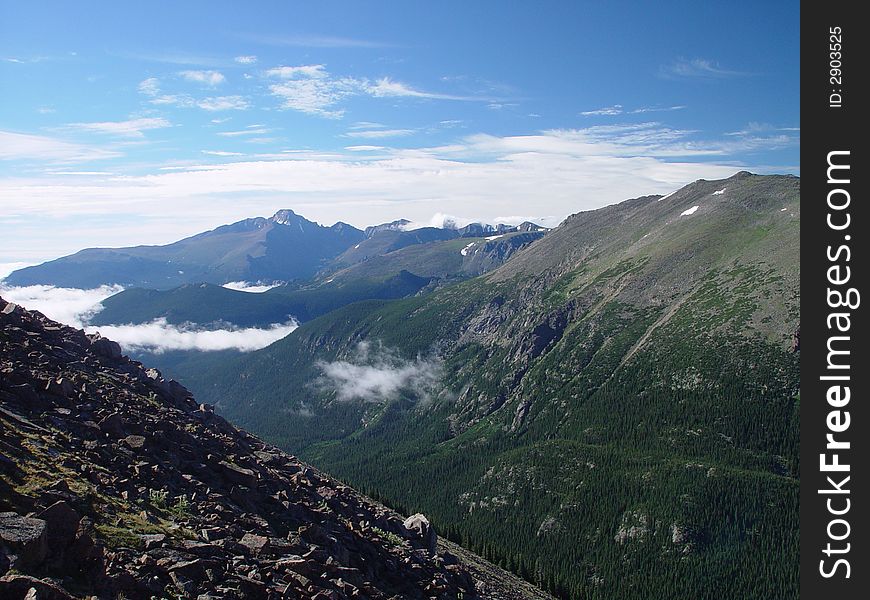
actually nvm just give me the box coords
[0,297,549,600]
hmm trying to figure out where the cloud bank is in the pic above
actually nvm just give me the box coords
[0,284,297,353]
[222,281,283,293]
[316,342,443,403]
[0,123,797,264]
[89,318,298,353]
[0,283,122,328]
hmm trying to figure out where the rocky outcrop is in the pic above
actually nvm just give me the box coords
[402,513,437,554]
[0,297,542,599]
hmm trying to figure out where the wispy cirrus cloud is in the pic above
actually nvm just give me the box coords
[179,70,226,86]
[343,128,414,139]
[725,121,800,137]
[197,96,249,111]
[580,105,624,116]
[137,77,247,111]
[660,58,747,79]
[202,150,245,157]
[263,66,496,118]
[234,55,257,64]
[238,33,393,49]
[581,104,686,117]
[265,65,329,79]
[630,105,686,114]
[366,77,490,101]
[64,117,172,138]
[265,65,358,118]
[138,77,161,96]
[216,127,272,137]
[0,130,122,163]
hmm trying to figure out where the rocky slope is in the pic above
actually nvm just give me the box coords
[0,297,551,600]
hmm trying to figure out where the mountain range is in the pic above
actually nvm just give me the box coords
[5,211,545,291]
[169,172,801,599]
[2,171,800,599]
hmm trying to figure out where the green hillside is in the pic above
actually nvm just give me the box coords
[180,173,800,600]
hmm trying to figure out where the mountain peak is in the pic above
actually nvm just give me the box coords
[270,209,302,225]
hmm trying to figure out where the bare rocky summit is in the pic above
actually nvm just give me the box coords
[0,297,550,600]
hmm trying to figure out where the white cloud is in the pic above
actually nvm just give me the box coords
[316,342,443,403]
[581,105,624,116]
[265,65,329,79]
[344,145,385,152]
[197,95,249,111]
[222,281,282,293]
[630,105,686,114]
[0,130,122,162]
[262,67,490,117]
[580,105,685,117]
[149,94,195,107]
[202,150,245,156]
[348,121,386,130]
[179,70,226,86]
[216,127,271,137]
[0,284,123,328]
[267,68,358,118]
[366,77,484,101]
[0,283,296,352]
[0,124,794,263]
[235,55,257,64]
[64,117,172,138]
[661,58,747,79]
[138,77,161,96]
[89,318,297,353]
[344,128,414,139]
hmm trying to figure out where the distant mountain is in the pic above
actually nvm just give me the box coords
[4,210,365,289]
[0,297,553,600]
[179,172,800,600]
[364,219,412,237]
[6,212,546,292]
[91,271,434,328]
[89,231,546,335]
[455,222,516,238]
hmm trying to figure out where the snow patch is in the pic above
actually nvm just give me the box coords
[485,234,504,241]
[353,244,361,249]
[680,205,700,217]
[460,242,476,256]
[780,207,788,212]
[712,188,726,195]
[657,190,677,202]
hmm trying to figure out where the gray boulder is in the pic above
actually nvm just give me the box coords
[402,513,437,554]
[0,513,48,568]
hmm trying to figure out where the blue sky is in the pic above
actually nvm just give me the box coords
[0,1,799,269]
